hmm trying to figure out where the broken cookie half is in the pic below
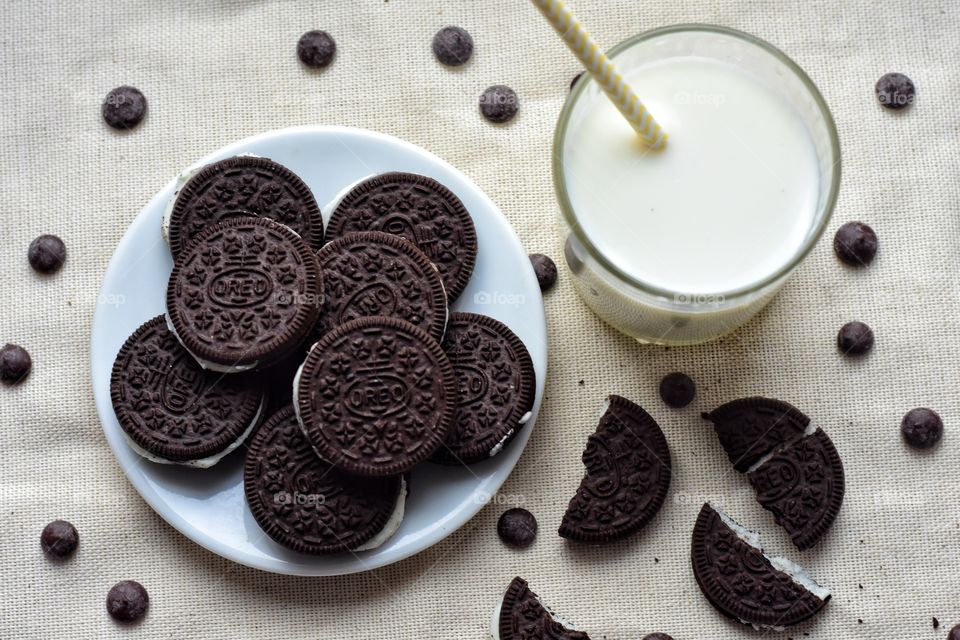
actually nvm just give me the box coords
[748,428,845,550]
[701,397,810,472]
[703,397,845,549]
[691,503,830,630]
[559,395,672,543]
[491,577,590,640]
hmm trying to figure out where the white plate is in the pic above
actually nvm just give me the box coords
[90,125,547,576]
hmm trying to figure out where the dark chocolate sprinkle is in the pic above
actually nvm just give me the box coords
[497,508,538,548]
[875,72,915,109]
[297,30,336,68]
[837,321,875,356]
[901,408,943,450]
[659,372,696,408]
[0,343,32,386]
[480,85,518,124]
[432,26,474,66]
[102,86,147,129]
[28,235,66,274]
[529,253,557,291]
[106,580,149,623]
[40,520,79,559]
[834,222,878,267]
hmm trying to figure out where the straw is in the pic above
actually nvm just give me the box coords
[530,0,668,150]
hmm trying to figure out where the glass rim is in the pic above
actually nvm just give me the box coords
[552,23,842,301]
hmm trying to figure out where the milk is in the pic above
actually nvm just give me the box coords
[563,56,820,295]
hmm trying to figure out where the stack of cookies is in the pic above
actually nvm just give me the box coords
[110,156,536,554]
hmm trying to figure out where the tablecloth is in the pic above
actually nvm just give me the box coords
[1,0,958,638]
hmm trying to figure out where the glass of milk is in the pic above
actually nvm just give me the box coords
[555,25,840,345]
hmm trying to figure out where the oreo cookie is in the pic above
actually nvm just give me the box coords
[692,503,830,629]
[295,317,456,477]
[244,406,405,554]
[326,172,477,302]
[433,312,535,465]
[748,428,845,550]
[316,231,447,342]
[702,397,811,473]
[110,315,266,466]
[165,156,324,256]
[166,217,323,372]
[493,577,590,640]
[559,395,671,542]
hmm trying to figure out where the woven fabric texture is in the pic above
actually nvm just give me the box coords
[1,0,958,638]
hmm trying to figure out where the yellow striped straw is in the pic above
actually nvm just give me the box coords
[530,0,668,150]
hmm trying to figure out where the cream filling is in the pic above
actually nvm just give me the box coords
[354,477,407,551]
[745,423,819,474]
[164,313,258,373]
[120,394,266,468]
[489,409,532,458]
[709,502,831,630]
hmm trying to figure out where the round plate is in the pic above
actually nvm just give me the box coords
[90,126,547,576]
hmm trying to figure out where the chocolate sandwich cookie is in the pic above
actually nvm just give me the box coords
[316,231,447,342]
[702,397,811,473]
[692,503,830,629]
[559,395,671,543]
[166,217,323,372]
[166,156,324,256]
[748,428,845,550]
[493,577,590,640]
[295,317,456,477]
[325,172,477,302]
[244,406,405,554]
[433,312,535,464]
[110,316,266,466]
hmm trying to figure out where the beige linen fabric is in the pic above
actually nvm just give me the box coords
[1,0,958,638]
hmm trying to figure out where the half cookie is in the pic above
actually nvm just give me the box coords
[748,428,845,550]
[295,317,457,477]
[433,312,536,465]
[559,396,671,543]
[110,315,266,467]
[244,406,406,554]
[701,397,810,472]
[166,217,323,372]
[325,172,478,302]
[316,231,448,342]
[691,503,830,630]
[491,577,590,640]
[165,155,324,256]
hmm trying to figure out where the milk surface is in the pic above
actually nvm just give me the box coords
[563,56,820,295]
